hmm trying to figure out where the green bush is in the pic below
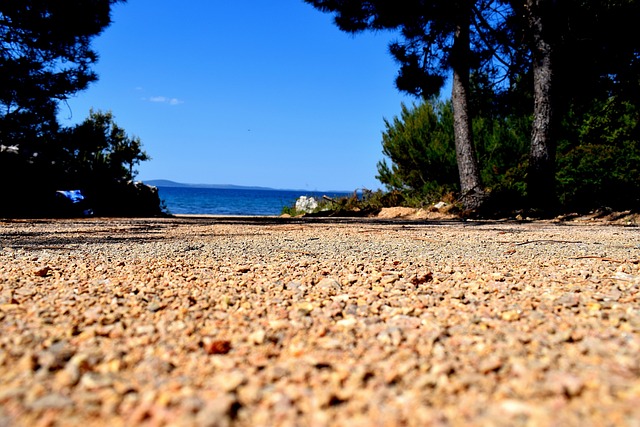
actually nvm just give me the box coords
[0,109,156,217]
[557,97,640,210]
[376,100,458,201]
[376,99,530,211]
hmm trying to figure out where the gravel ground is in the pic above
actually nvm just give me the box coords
[0,216,639,426]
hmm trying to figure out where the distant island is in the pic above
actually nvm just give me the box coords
[144,179,357,194]
[144,179,284,191]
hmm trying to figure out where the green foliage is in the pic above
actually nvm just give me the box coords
[60,109,150,185]
[557,97,640,210]
[0,109,153,216]
[0,0,123,140]
[376,98,530,209]
[58,110,154,215]
[0,0,158,217]
[280,205,300,216]
[307,1,640,214]
[318,190,392,215]
[377,92,640,214]
[474,114,530,194]
[0,0,159,216]
[376,100,458,199]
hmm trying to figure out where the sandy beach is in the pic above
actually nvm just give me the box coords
[1,216,639,426]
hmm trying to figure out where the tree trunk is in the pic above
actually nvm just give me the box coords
[525,0,557,212]
[451,15,485,211]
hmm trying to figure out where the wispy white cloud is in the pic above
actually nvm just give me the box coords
[146,96,184,106]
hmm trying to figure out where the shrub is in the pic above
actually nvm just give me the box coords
[557,97,640,210]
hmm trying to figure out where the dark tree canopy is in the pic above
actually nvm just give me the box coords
[305,0,504,210]
[306,0,492,97]
[497,0,640,211]
[0,0,160,217]
[308,0,640,214]
[0,0,123,144]
[0,0,120,96]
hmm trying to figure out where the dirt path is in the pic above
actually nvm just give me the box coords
[1,217,639,426]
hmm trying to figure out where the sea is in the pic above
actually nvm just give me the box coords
[156,186,351,216]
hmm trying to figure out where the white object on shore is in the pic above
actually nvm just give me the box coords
[295,196,318,213]
[0,145,19,154]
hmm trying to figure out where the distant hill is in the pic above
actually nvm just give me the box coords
[143,179,276,191]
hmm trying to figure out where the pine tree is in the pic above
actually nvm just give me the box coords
[304,0,491,210]
[0,0,124,148]
[0,0,126,216]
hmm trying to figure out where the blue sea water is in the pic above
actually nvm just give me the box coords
[157,186,351,216]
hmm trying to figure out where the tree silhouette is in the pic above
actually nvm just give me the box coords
[304,0,507,210]
[0,0,124,145]
[62,109,150,184]
[502,0,640,211]
[0,1,162,217]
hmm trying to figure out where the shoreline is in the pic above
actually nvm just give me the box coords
[179,206,640,225]
[1,218,639,425]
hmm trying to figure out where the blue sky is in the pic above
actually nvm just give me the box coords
[59,0,419,191]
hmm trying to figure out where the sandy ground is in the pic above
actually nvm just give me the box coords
[0,215,639,426]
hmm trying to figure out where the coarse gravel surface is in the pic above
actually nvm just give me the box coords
[0,216,639,426]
